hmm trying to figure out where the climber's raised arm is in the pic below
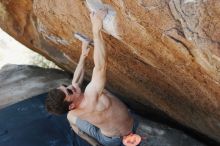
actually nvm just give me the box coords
[84,9,108,100]
[72,40,91,87]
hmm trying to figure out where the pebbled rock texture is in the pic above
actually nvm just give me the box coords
[0,0,220,143]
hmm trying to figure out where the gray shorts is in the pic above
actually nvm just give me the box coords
[75,118,139,146]
[76,118,121,146]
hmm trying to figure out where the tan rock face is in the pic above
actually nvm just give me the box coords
[0,0,220,142]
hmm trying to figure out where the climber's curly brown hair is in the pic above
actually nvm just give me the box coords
[45,89,71,115]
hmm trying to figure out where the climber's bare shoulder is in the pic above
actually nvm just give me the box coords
[82,89,134,137]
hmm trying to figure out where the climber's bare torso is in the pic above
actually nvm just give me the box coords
[68,88,134,137]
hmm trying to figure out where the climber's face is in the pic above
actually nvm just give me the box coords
[58,84,82,110]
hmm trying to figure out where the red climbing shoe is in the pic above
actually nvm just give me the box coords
[123,133,141,146]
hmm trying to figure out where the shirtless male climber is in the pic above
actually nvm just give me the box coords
[45,9,139,146]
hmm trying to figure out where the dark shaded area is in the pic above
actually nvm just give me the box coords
[114,92,220,146]
[0,93,91,146]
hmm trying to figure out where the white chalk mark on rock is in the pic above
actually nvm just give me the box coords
[37,19,69,46]
[63,53,74,63]
[184,0,197,4]
[86,0,121,40]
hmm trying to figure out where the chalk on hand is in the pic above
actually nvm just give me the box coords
[85,0,120,39]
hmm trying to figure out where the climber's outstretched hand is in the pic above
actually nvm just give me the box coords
[90,9,107,33]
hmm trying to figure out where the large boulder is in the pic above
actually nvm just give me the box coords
[0,0,220,142]
[0,64,71,109]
